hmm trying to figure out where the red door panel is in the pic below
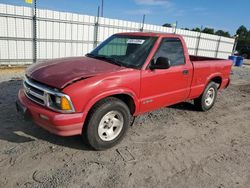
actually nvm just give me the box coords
[140,65,190,113]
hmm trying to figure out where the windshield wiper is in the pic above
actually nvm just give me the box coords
[86,53,123,67]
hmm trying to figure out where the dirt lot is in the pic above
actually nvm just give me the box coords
[0,66,250,188]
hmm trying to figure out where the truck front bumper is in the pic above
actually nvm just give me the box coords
[16,89,84,136]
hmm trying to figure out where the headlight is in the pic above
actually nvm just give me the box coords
[47,93,75,113]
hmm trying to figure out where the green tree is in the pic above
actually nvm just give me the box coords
[235,25,250,50]
[191,27,201,32]
[202,27,214,34]
[162,23,172,27]
[215,30,231,37]
[236,25,248,38]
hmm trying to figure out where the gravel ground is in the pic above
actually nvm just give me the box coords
[244,59,250,65]
[0,67,25,82]
[0,65,250,188]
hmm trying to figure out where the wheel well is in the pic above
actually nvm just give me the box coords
[87,94,136,116]
[110,94,136,115]
[83,94,136,134]
[210,76,222,89]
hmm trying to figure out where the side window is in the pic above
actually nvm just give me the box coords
[154,38,185,66]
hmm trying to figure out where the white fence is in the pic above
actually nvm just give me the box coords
[0,3,235,65]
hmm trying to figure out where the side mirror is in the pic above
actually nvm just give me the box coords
[150,57,171,70]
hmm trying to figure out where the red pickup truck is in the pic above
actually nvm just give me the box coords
[17,32,232,150]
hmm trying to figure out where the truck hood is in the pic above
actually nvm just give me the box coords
[26,57,124,89]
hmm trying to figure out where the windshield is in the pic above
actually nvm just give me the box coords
[87,35,157,68]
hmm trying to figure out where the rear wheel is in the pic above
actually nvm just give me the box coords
[83,97,131,150]
[194,82,218,111]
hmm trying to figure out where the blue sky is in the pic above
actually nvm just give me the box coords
[1,0,249,35]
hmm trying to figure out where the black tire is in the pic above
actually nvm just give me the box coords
[83,97,131,150]
[194,82,218,111]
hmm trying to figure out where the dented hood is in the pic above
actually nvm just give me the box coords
[26,56,124,89]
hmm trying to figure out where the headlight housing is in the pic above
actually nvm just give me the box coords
[47,93,75,113]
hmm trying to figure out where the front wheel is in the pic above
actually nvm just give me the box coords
[194,82,218,111]
[83,97,131,150]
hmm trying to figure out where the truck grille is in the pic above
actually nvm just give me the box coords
[23,76,75,113]
[23,77,46,106]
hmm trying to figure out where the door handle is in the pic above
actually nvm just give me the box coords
[182,70,189,75]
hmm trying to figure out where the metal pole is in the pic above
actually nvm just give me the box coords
[97,6,100,23]
[32,0,37,63]
[232,35,238,55]
[101,0,104,17]
[174,21,178,34]
[215,36,221,58]
[93,6,100,48]
[140,14,145,32]
[195,25,203,56]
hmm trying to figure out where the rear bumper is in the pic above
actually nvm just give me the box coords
[17,89,84,136]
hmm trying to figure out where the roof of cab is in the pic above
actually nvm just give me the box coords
[116,32,182,38]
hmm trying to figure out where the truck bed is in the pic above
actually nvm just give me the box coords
[190,55,223,62]
[188,55,232,100]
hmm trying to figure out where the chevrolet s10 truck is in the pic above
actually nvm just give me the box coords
[16,32,232,150]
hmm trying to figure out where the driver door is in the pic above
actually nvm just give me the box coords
[140,38,191,113]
